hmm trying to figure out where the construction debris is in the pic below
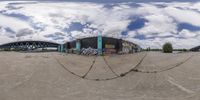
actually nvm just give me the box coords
[81,47,98,56]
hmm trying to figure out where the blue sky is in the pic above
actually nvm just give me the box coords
[0,0,200,49]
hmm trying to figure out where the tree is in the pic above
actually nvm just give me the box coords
[163,42,173,53]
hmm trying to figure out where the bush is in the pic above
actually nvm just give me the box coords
[162,42,173,53]
[182,49,188,52]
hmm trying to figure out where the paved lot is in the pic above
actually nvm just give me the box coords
[0,51,200,100]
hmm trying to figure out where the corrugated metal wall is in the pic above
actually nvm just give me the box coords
[102,37,121,54]
[80,37,97,49]
[66,41,76,49]
[65,37,140,54]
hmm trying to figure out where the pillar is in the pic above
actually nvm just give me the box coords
[76,39,81,54]
[97,35,102,55]
[60,44,64,53]
[65,43,68,53]
[58,45,60,52]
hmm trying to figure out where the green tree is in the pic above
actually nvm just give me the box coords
[163,42,173,53]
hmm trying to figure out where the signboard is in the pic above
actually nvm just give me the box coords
[105,44,115,49]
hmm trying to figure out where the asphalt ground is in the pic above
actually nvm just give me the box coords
[0,51,199,100]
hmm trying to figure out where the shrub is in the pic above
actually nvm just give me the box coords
[182,49,187,52]
[163,42,173,53]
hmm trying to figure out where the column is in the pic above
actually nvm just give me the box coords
[97,35,102,55]
[76,39,81,54]
[60,44,64,53]
[58,45,60,52]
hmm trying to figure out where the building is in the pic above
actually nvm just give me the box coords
[65,36,141,55]
[190,46,200,51]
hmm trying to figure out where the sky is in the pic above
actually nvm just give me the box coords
[0,0,200,49]
[1,0,200,3]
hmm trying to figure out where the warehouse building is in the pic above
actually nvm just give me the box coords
[190,46,200,51]
[65,36,141,55]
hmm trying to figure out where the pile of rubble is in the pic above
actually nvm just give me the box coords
[81,47,97,56]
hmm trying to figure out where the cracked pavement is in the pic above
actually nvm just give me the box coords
[0,51,200,100]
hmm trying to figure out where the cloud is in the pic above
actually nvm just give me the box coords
[0,14,32,32]
[137,14,177,35]
[177,23,200,32]
[164,6,200,26]
[179,29,198,38]
[16,28,34,37]
[0,1,200,49]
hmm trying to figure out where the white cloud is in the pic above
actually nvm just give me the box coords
[164,6,200,26]
[0,14,32,32]
[179,29,197,38]
[0,1,200,49]
[127,31,137,37]
[138,14,177,35]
